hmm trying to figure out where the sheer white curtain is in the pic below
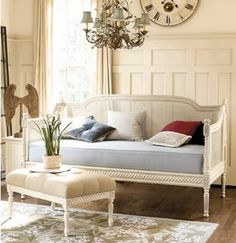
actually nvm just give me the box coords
[34,0,53,114]
[96,46,113,95]
[96,0,112,95]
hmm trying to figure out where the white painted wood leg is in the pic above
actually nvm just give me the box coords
[221,173,226,198]
[8,191,14,218]
[63,204,69,237]
[51,202,56,210]
[203,188,210,217]
[108,198,114,227]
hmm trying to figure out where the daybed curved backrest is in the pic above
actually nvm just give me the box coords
[57,95,223,139]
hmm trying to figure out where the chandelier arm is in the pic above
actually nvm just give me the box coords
[86,34,97,44]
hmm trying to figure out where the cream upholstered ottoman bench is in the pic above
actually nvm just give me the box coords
[6,168,116,236]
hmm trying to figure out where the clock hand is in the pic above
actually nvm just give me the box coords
[171,0,178,8]
[162,0,178,8]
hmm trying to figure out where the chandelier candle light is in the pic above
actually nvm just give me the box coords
[81,0,150,50]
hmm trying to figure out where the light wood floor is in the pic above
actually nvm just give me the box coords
[1,182,236,242]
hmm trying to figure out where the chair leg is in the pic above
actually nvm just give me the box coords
[203,188,210,217]
[63,204,69,237]
[8,191,14,218]
[108,198,114,227]
[221,173,226,198]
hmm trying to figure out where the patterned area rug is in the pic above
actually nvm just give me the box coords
[1,201,217,243]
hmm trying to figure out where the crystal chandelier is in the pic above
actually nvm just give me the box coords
[81,0,150,50]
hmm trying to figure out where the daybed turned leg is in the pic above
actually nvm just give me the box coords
[8,191,14,218]
[108,198,114,227]
[63,204,69,237]
[221,173,226,198]
[203,188,210,217]
[51,202,56,210]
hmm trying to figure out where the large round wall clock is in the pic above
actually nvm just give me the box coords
[140,0,199,26]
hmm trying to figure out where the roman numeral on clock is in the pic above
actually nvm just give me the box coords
[166,15,170,25]
[154,12,160,20]
[185,3,194,10]
[178,14,184,19]
[145,4,153,12]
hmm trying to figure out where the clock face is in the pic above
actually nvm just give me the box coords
[140,0,199,26]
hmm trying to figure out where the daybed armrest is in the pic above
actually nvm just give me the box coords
[22,113,44,168]
[203,100,228,177]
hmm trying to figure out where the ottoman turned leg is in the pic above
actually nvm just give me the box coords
[108,198,114,227]
[8,191,14,218]
[63,204,69,237]
[203,188,210,217]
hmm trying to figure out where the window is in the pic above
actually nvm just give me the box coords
[52,0,96,104]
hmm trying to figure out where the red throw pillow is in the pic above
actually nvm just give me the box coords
[162,121,202,136]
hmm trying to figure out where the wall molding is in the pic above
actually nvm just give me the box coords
[112,33,236,185]
[148,33,236,40]
[7,38,34,134]
[8,38,33,43]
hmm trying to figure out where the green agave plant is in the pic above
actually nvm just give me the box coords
[34,115,71,156]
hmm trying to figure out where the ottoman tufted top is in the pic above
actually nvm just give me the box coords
[6,168,116,199]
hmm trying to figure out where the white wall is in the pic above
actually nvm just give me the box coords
[1,0,9,28]
[1,0,35,133]
[1,0,35,39]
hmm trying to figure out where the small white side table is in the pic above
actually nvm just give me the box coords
[3,136,23,176]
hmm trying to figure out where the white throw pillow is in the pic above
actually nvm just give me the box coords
[146,131,192,148]
[107,111,145,141]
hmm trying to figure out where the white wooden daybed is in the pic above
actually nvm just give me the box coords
[22,95,228,217]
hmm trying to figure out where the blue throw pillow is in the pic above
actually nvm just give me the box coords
[66,119,115,143]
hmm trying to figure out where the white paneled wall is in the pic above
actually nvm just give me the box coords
[8,39,34,133]
[112,34,236,185]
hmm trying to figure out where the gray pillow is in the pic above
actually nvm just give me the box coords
[66,119,115,143]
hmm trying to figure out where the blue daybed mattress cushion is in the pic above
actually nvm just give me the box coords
[29,140,204,174]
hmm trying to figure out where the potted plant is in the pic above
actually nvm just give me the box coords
[35,115,71,169]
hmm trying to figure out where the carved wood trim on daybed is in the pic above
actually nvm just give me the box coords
[22,95,228,217]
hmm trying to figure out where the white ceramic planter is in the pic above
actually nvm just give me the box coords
[42,155,62,169]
